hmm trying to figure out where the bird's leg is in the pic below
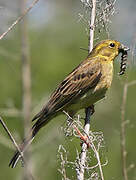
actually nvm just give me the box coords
[63,107,95,147]
[79,104,95,148]
[88,104,95,116]
[72,105,95,148]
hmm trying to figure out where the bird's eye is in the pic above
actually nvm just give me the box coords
[109,43,115,48]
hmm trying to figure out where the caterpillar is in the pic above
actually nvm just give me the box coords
[119,50,128,75]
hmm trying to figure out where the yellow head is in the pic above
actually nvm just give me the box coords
[89,39,129,61]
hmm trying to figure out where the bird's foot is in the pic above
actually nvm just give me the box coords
[73,125,91,148]
[80,135,91,148]
[85,104,95,118]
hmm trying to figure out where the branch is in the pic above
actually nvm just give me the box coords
[74,113,104,180]
[88,0,96,52]
[0,0,39,178]
[0,116,24,161]
[77,1,97,180]
[120,80,136,180]
[0,116,35,179]
[20,0,32,178]
[58,145,70,180]
[0,0,40,40]
[20,0,32,147]
[89,138,105,180]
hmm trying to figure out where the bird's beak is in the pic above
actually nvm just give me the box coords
[119,44,130,53]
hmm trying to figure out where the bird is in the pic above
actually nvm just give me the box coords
[9,39,129,168]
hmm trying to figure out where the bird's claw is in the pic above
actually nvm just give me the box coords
[80,135,91,148]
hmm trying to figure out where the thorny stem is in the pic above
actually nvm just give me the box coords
[120,80,136,180]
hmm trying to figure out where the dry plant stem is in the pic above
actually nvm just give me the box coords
[77,0,96,180]
[20,0,32,179]
[77,108,92,180]
[88,0,96,52]
[20,0,32,151]
[0,116,24,162]
[90,141,104,180]
[121,83,128,180]
[58,145,68,180]
[0,118,35,180]
[121,80,136,180]
[0,0,38,178]
[0,0,40,40]
[74,121,104,179]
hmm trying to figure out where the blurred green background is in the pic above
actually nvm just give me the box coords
[0,0,136,179]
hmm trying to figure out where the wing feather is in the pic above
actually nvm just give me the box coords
[32,58,102,123]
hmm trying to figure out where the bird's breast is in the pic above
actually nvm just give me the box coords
[95,61,113,91]
[65,62,113,113]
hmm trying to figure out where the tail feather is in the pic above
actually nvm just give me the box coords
[9,112,52,168]
[32,107,48,122]
[9,151,21,168]
[9,137,33,168]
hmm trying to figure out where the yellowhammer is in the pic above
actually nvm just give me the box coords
[9,39,129,168]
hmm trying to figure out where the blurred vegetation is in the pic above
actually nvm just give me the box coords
[0,0,136,180]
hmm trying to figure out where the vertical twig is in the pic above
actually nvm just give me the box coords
[90,139,105,180]
[58,145,70,180]
[20,0,31,144]
[77,1,96,180]
[88,0,96,52]
[120,83,128,180]
[0,0,39,178]
[20,0,32,179]
[120,80,136,180]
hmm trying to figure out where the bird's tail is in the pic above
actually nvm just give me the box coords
[9,135,34,168]
[9,109,52,168]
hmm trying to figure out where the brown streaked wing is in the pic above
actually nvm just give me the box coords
[46,59,102,112]
[32,58,102,122]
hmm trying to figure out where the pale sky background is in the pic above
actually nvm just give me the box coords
[0,0,135,46]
